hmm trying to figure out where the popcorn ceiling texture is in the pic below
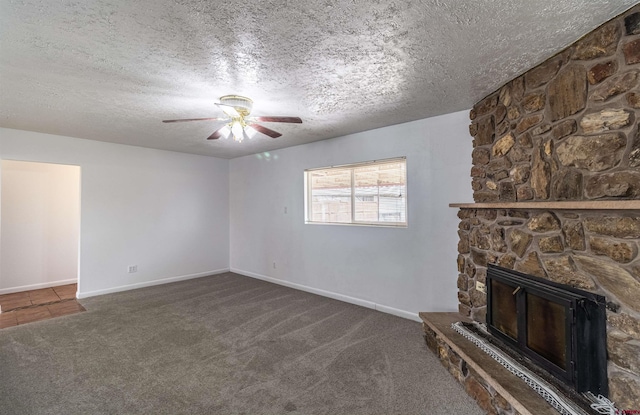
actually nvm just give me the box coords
[456,5,640,411]
[0,0,638,158]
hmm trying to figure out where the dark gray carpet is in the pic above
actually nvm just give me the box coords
[0,273,483,414]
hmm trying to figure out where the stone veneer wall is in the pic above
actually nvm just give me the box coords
[456,5,640,410]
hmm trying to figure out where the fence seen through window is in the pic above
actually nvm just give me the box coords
[305,158,407,227]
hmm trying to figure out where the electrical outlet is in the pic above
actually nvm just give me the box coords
[476,281,486,293]
[128,265,138,273]
[273,261,276,269]
[284,207,287,214]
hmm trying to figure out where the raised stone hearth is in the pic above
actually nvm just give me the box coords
[433,3,640,413]
[421,312,561,415]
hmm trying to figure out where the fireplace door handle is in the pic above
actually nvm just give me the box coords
[512,286,522,296]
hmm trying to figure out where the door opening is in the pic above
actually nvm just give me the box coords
[0,160,81,296]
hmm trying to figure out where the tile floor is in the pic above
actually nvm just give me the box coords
[0,284,85,329]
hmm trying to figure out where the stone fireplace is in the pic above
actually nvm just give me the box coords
[422,4,640,414]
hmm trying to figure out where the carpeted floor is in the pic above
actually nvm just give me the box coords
[0,273,483,414]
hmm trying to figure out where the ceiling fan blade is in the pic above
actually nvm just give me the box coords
[215,103,240,118]
[251,116,302,123]
[249,123,282,138]
[162,117,226,123]
[207,126,229,140]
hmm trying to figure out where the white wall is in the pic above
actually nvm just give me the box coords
[229,110,473,320]
[0,110,470,315]
[1,160,80,292]
[0,128,230,297]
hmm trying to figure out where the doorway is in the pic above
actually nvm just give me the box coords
[0,160,81,296]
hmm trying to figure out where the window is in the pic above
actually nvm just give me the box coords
[304,157,407,227]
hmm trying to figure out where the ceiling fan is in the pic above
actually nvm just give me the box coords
[162,95,302,143]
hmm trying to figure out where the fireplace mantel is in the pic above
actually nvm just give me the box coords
[449,201,640,210]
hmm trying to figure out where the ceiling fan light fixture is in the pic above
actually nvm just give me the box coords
[218,125,231,139]
[231,120,244,142]
[244,125,257,139]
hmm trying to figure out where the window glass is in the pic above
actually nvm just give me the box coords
[305,158,407,227]
[308,168,352,223]
[354,161,406,223]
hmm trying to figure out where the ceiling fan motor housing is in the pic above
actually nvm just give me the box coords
[219,95,253,117]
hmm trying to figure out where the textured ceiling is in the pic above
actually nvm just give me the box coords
[1,0,638,159]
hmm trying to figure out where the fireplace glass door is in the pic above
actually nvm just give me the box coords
[526,292,567,370]
[486,264,608,395]
[487,274,572,381]
[491,279,518,340]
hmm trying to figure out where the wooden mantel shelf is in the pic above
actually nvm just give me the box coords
[449,200,640,210]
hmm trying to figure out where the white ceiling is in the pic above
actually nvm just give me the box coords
[1,1,638,159]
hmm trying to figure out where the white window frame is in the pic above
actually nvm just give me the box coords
[304,157,407,228]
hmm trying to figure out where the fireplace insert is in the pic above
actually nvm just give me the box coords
[486,264,608,395]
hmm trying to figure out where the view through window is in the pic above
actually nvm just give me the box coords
[305,158,407,226]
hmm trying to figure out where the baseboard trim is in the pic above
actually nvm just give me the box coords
[375,303,422,322]
[0,279,78,295]
[230,268,421,322]
[76,268,230,299]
